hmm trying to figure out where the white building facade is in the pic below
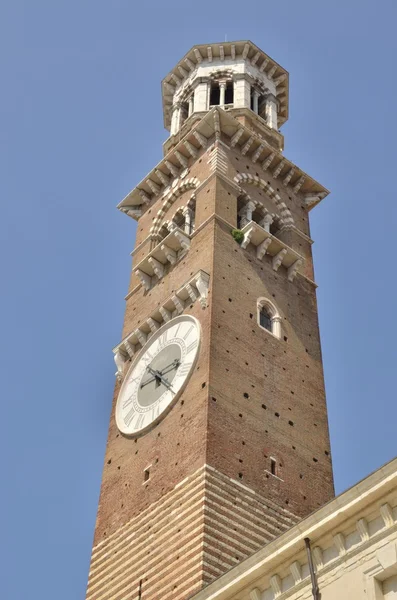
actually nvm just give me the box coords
[190,459,397,600]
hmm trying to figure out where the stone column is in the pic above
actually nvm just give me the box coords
[170,103,181,135]
[219,81,226,107]
[239,201,256,228]
[272,316,282,339]
[252,89,260,114]
[183,207,193,235]
[261,213,273,232]
[188,95,194,116]
[233,77,251,109]
[265,94,278,129]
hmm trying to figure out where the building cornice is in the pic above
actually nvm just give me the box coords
[117,107,329,217]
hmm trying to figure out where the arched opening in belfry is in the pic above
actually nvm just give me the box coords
[225,81,234,105]
[210,82,220,106]
[157,223,171,242]
[172,199,196,236]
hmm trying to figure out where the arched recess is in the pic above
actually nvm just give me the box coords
[170,195,196,236]
[237,191,283,234]
[234,173,294,227]
[257,297,282,339]
[150,177,200,239]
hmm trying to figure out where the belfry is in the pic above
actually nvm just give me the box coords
[85,40,334,600]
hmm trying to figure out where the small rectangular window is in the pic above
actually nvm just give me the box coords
[144,468,150,482]
[270,458,277,476]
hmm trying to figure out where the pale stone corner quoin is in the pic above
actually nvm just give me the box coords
[79,39,397,600]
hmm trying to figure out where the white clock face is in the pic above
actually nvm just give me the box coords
[115,315,200,436]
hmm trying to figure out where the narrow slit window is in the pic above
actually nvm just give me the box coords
[144,468,150,482]
[270,458,277,476]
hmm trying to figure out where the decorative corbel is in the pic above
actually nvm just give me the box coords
[159,306,172,322]
[283,168,295,186]
[135,329,147,347]
[138,189,151,205]
[230,127,244,147]
[262,151,276,171]
[194,271,210,308]
[192,130,208,148]
[148,257,165,279]
[185,283,198,303]
[172,295,184,314]
[161,244,177,265]
[241,225,254,249]
[147,318,160,333]
[270,574,282,598]
[357,518,370,543]
[173,230,191,251]
[241,136,254,156]
[114,350,127,381]
[290,561,302,585]
[273,160,285,179]
[135,269,152,291]
[333,533,346,556]
[257,237,272,260]
[174,151,189,169]
[287,259,303,282]
[272,248,287,271]
[165,160,180,178]
[184,141,198,158]
[146,179,161,195]
[120,205,142,220]
[252,142,266,164]
[293,175,306,193]
[380,503,394,528]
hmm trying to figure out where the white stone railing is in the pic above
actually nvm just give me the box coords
[134,226,191,291]
[240,221,304,282]
[113,270,210,379]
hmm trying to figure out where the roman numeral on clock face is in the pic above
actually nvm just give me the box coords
[122,394,134,410]
[151,404,160,421]
[158,330,168,349]
[183,324,194,340]
[178,362,193,378]
[124,406,136,427]
[186,340,198,354]
[142,351,153,365]
[134,413,146,431]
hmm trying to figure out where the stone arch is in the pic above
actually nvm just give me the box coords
[237,191,283,232]
[169,194,196,235]
[150,178,199,238]
[234,173,294,226]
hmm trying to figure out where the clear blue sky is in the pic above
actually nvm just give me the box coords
[1,1,396,598]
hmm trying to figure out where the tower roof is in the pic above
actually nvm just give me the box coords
[161,40,289,130]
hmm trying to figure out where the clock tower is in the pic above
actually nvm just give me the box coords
[85,41,334,600]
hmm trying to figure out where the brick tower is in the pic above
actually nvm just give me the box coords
[85,41,334,600]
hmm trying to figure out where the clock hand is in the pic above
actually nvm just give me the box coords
[141,360,180,388]
[158,359,180,376]
[147,366,175,394]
